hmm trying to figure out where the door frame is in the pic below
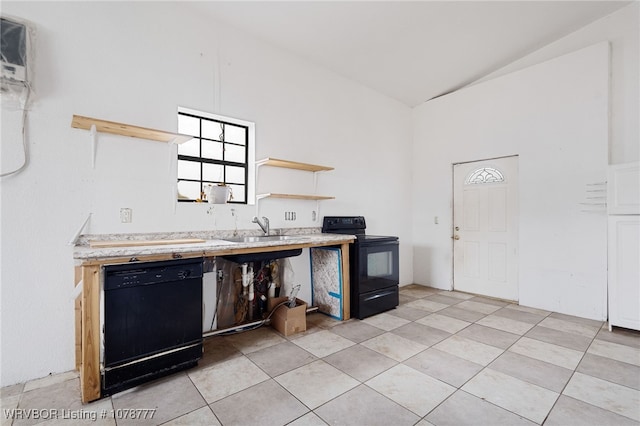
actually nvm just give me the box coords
[451,154,519,300]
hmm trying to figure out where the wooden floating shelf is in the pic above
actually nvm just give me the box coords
[256,193,335,201]
[256,157,335,204]
[256,157,333,172]
[71,115,192,144]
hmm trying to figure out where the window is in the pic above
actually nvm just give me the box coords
[465,167,504,185]
[177,107,255,204]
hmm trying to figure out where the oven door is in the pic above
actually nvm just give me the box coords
[358,239,399,293]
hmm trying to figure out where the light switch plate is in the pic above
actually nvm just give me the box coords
[120,208,132,223]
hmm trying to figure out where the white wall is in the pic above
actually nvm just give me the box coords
[0,2,413,386]
[475,2,639,165]
[410,2,638,321]
[3,0,634,389]
[412,43,609,320]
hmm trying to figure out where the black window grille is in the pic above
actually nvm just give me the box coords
[177,110,250,204]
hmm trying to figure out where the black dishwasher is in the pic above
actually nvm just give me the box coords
[102,258,203,396]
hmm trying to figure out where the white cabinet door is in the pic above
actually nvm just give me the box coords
[608,162,640,214]
[608,216,640,331]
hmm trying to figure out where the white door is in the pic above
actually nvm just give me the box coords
[453,156,518,301]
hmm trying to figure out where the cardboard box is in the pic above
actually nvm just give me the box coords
[269,297,307,336]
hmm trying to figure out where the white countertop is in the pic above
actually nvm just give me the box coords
[73,233,354,261]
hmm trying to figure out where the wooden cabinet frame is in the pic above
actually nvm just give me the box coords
[75,238,352,403]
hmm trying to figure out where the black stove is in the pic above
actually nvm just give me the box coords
[323,216,399,319]
[358,234,400,243]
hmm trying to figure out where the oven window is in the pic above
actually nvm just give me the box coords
[368,251,393,277]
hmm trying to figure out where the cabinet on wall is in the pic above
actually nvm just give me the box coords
[608,162,640,214]
[608,216,640,330]
[607,162,640,331]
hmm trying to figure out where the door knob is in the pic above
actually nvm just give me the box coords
[452,235,460,240]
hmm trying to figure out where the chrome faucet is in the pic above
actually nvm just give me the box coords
[252,216,269,236]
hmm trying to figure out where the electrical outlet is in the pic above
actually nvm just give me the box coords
[284,211,297,221]
[120,208,132,223]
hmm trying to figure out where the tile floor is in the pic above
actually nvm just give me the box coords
[2,285,639,425]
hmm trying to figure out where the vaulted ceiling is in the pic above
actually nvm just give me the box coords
[189,1,631,106]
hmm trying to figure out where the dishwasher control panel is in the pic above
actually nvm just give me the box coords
[104,258,203,291]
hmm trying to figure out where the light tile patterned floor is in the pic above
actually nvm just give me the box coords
[2,285,640,425]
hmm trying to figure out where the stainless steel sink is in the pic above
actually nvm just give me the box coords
[222,235,304,243]
[220,235,307,262]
